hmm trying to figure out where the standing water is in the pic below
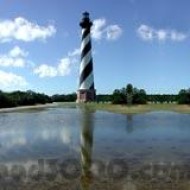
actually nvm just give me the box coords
[0,107,190,189]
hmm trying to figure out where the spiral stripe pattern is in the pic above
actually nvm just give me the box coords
[79,28,95,90]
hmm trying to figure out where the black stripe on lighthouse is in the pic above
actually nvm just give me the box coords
[82,28,90,40]
[81,41,91,59]
[79,59,93,85]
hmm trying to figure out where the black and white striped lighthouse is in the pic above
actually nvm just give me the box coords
[77,12,96,103]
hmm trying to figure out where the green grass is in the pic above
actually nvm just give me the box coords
[56,101,190,114]
[2,102,190,114]
[73,102,190,114]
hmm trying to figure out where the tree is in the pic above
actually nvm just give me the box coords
[0,92,15,108]
[96,94,112,102]
[178,89,190,104]
[52,93,77,102]
[133,89,147,104]
[112,84,147,105]
[126,84,133,105]
[112,89,126,104]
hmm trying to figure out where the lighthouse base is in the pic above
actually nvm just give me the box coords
[76,89,96,103]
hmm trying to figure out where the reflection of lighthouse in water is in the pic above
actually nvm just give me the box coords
[126,114,134,133]
[80,108,94,190]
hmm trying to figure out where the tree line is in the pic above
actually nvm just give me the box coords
[112,84,147,105]
[0,90,52,108]
[0,90,79,108]
[0,85,190,108]
[111,84,190,105]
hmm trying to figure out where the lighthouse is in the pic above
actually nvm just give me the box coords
[77,12,96,103]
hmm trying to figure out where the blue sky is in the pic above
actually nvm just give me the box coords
[0,0,190,95]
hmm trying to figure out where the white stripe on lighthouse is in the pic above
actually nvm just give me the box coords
[81,33,90,52]
[80,50,92,74]
[79,72,94,90]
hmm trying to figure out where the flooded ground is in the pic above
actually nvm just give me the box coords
[0,107,190,189]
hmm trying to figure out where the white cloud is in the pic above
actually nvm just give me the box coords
[58,58,71,76]
[60,128,71,144]
[170,31,187,41]
[156,30,168,41]
[91,18,106,40]
[106,25,123,40]
[0,70,28,90]
[0,17,56,42]
[68,48,81,57]
[137,25,154,41]
[68,48,81,65]
[0,46,28,67]
[91,18,122,41]
[34,58,71,78]
[9,46,28,57]
[34,46,81,78]
[137,24,188,42]
[33,64,58,78]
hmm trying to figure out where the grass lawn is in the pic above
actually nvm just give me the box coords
[80,102,190,114]
[1,102,190,114]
